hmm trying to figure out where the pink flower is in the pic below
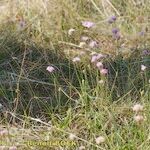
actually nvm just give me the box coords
[96,62,103,69]
[100,68,108,75]
[72,57,81,62]
[9,146,17,150]
[134,115,144,124]
[0,130,8,136]
[91,55,98,63]
[96,53,105,59]
[132,104,143,112]
[91,53,105,63]
[81,21,95,28]
[46,66,55,73]
[141,65,147,71]
[89,41,98,48]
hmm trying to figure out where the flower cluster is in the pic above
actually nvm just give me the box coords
[132,104,145,124]
[91,53,108,75]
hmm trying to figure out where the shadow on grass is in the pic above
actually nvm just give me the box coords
[0,26,149,119]
[107,55,150,101]
[0,31,81,118]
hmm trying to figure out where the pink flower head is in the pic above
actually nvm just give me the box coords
[72,57,81,62]
[100,68,108,75]
[96,62,103,69]
[91,55,98,63]
[89,41,98,48]
[141,65,147,71]
[0,130,8,136]
[81,21,95,28]
[91,53,105,63]
[46,66,55,73]
[132,104,143,112]
[96,53,105,59]
[9,146,17,150]
[134,115,144,124]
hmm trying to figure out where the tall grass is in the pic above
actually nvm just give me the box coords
[0,0,150,149]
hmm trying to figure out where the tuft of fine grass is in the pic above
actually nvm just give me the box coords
[0,0,150,150]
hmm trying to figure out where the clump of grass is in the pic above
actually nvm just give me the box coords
[0,0,150,149]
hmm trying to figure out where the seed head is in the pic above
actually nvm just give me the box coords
[68,28,75,35]
[141,65,147,71]
[132,104,143,112]
[95,136,105,144]
[134,115,144,124]
[69,133,76,140]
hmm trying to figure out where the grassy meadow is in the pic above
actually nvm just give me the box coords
[0,0,150,149]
